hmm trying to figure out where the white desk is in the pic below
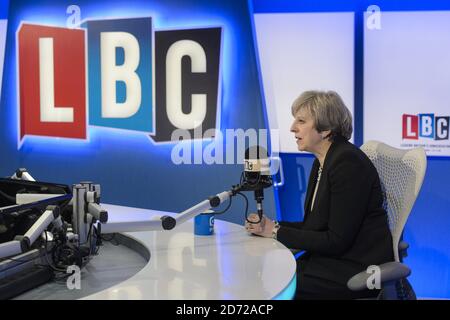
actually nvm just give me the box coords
[82,204,297,300]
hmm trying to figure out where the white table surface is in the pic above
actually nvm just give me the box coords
[83,203,297,300]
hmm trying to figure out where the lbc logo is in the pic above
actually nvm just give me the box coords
[17,17,221,145]
[402,113,450,140]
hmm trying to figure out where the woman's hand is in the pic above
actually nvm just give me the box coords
[245,213,275,238]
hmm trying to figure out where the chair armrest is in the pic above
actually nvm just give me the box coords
[347,262,411,291]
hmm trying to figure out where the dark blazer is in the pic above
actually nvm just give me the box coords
[276,135,394,285]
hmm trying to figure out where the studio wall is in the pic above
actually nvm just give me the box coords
[0,0,276,226]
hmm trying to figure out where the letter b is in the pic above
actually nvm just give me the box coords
[419,114,435,138]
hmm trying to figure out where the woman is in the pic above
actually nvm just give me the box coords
[245,90,393,299]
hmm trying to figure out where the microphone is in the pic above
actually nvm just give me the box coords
[233,146,273,223]
[241,145,272,191]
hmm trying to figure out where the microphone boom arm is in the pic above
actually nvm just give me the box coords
[101,190,234,234]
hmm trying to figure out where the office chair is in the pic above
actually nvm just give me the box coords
[347,140,427,300]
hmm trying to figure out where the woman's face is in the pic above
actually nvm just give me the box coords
[290,108,323,153]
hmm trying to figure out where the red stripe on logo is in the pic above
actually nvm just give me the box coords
[18,24,86,140]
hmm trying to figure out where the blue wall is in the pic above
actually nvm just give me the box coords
[0,1,8,19]
[0,0,276,224]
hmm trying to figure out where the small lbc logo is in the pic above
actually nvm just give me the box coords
[17,17,221,147]
[402,113,450,140]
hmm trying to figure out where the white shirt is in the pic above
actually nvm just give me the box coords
[310,166,323,211]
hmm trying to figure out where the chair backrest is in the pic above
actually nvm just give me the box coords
[360,141,427,262]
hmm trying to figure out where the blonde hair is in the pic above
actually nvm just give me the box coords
[291,90,353,140]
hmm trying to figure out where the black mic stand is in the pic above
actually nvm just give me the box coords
[254,188,264,221]
[231,174,271,224]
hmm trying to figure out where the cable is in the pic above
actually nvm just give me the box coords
[101,233,120,246]
[86,220,94,256]
[0,203,86,284]
[213,196,232,214]
[237,191,263,224]
[235,192,251,223]
[44,230,68,273]
[101,233,116,242]
[93,225,102,255]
